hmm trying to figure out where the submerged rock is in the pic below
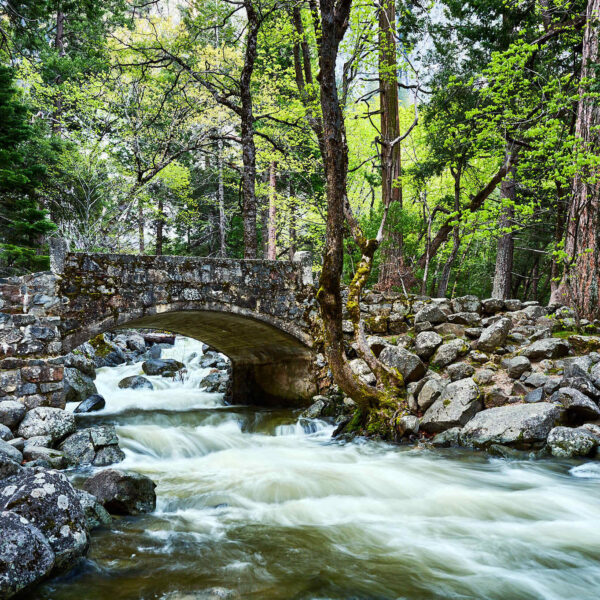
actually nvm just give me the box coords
[74,394,106,413]
[118,375,153,391]
[0,468,89,569]
[0,511,55,599]
[82,469,156,515]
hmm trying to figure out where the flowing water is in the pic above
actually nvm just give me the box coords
[38,337,600,600]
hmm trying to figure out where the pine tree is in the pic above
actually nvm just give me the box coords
[0,65,54,276]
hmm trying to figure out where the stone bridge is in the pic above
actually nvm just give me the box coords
[0,239,320,409]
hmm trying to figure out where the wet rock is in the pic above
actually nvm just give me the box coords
[74,394,106,413]
[431,427,462,447]
[0,400,26,431]
[414,304,447,325]
[60,426,125,467]
[303,396,328,418]
[482,298,504,314]
[118,376,154,391]
[0,510,55,599]
[549,387,600,420]
[521,338,570,360]
[459,403,563,448]
[451,295,481,314]
[200,371,229,393]
[0,468,89,569]
[82,469,156,515]
[18,407,76,443]
[420,377,481,433]
[379,346,425,383]
[414,331,443,360]
[142,359,185,377]
[546,426,598,458]
[502,356,531,379]
[75,490,112,530]
[430,338,470,368]
[477,318,511,353]
[446,362,475,382]
[64,367,97,404]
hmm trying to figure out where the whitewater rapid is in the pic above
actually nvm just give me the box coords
[41,337,600,600]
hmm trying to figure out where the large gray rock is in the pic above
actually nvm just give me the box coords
[414,331,443,360]
[521,338,570,360]
[0,511,55,598]
[63,352,96,379]
[379,346,426,383]
[559,376,600,401]
[0,468,89,569]
[546,426,598,458]
[64,367,98,404]
[451,295,482,314]
[414,304,447,325]
[459,403,563,448]
[448,312,481,326]
[17,407,76,443]
[83,469,156,516]
[0,424,12,441]
[0,439,23,465]
[0,401,26,431]
[446,362,475,381]
[482,298,504,314]
[502,356,531,379]
[417,379,444,412]
[142,359,184,377]
[549,387,600,420]
[60,426,125,467]
[477,318,511,352]
[0,446,22,480]
[420,378,481,433]
[75,490,112,530]
[118,375,153,390]
[430,338,470,368]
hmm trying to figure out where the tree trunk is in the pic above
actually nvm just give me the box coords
[155,194,164,256]
[267,161,277,260]
[555,0,600,318]
[437,166,462,296]
[137,194,144,254]
[492,165,516,299]
[240,1,260,258]
[549,183,567,304]
[376,0,407,291]
[288,178,296,260]
[316,0,382,409]
[218,138,226,257]
[52,9,65,135]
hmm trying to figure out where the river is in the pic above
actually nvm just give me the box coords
[37,337,600,600]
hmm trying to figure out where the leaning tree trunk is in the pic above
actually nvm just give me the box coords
[492,164,516,299]
[376,0,407,291]
[556,0,600,318]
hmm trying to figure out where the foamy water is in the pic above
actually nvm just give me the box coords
[40,337,600,600]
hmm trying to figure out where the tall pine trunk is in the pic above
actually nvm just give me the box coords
[217,138,226,257]
[492,163,516,299]
[556,0,600,318]
[267,161,277,260]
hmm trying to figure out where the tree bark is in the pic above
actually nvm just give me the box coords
[549,182,567,303]
[52,9,65,135]
[437,166,461,297]
[267,161,277,260]
[492,164,516,299]
[555,0,600,318]
[217,138,227,257]
[376,0,407,291]
[240,1,260,258]
[137,194,144,254]
[155,194,164,256]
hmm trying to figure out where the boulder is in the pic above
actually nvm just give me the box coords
[451,295,482,314]
[521,338,570,360]
[397,415,419,437]
[22,446,64,469]
[448,312,481,326]
[446,362,475,382]
[559,377,600,401]
[430,427,462,447]
[420,377,481,433]
[430,338,470,368]
[82,469,156,515]
[0,401,26,431]
[414,331,443,360]
[142,359,184,377]
[200,371,229,393]
[118,375,154,391]
[504,299,523,311]
[0,424,12,441]
[63,352,96,379]
[417,379,444,412]
[17,407,76,443]
[0,468,89,568]
[482,298,504,314]
[0,446,22,480]
[549,387,600,420]
[0,439,23,465]
[75,490,112,530]
[477,318,511,352]
[524,388,544,403]
[546,426,598,458]
[0,511,55,599]
[59,426,125,467]
[74,394,106,413]
[414,304,447,325]
[502,356,531,379]
[379,346,426,383]
[459,403,563,448]
[64,367,98,404]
